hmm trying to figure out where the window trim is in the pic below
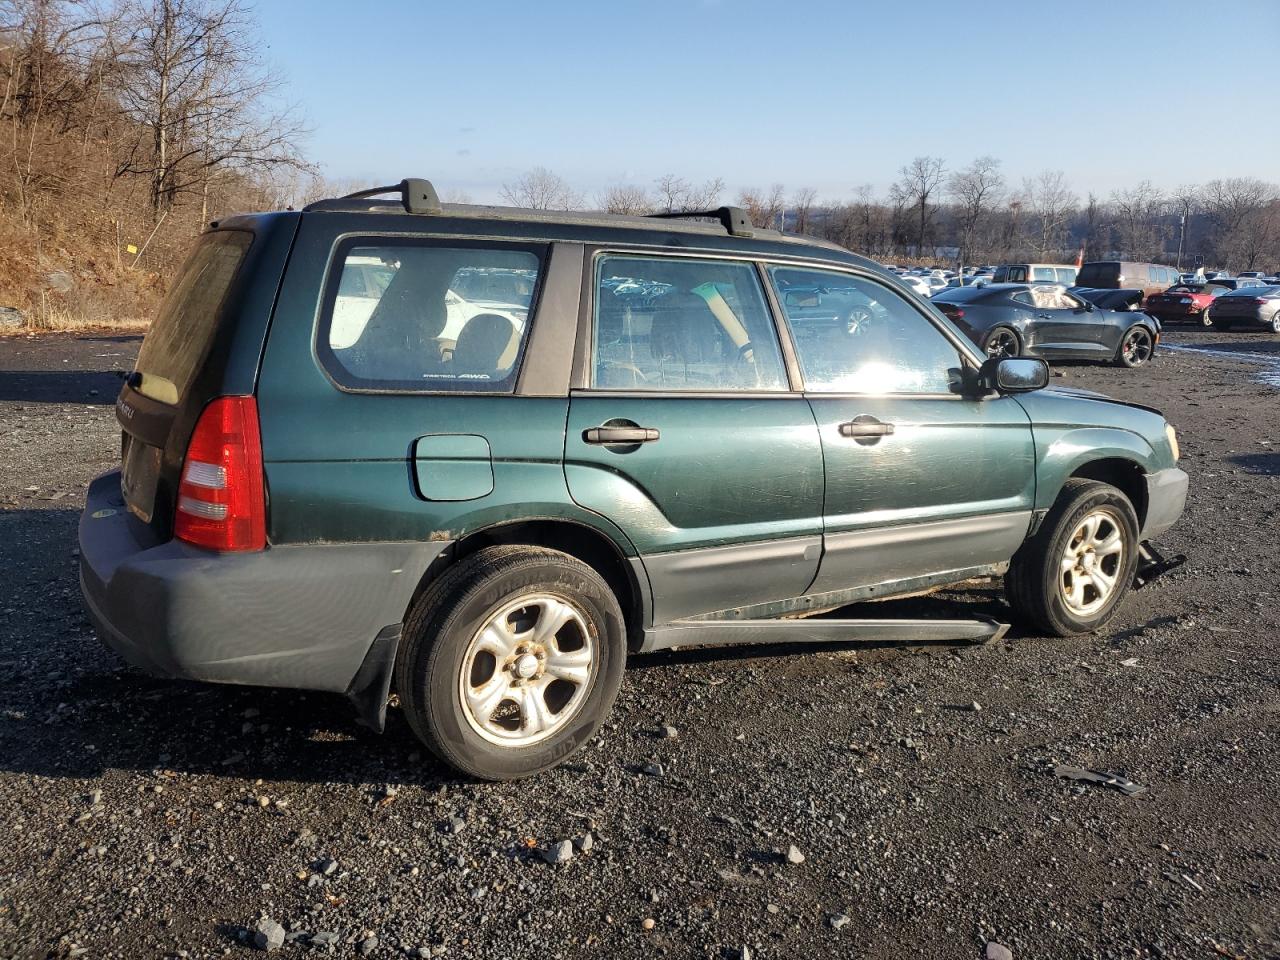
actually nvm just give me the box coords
[765,262,983,399]
[313,234,550,396]
[582,250,796,395]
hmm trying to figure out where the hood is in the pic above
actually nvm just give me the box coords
[1042,384,1164,416]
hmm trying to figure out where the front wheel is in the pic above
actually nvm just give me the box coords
[1270,312,1280,334]
[1200,308,1215,328]
[1005,479,1140,636]
[394,546,626,780]
[1115,326,1154,367]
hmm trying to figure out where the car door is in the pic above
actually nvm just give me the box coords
[1027,286,1111,358]
[767,265,1036,597]
[564,252,825,624]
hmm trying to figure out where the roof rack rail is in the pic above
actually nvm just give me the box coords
[648,206,756,238]
[334,178,442,215]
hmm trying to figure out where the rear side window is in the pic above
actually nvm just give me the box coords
[1032,266,1056,282]
[319,240,543,392]
[1055,267,1076,284]
[134,230,252,404]
[592,255,788,391]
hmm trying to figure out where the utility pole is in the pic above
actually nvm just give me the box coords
[1176,213,1186,270]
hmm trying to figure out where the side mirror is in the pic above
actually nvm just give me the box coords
[1084,301,1095,312]
[978,356,1049,394]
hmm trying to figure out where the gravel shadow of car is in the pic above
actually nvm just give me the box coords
[1230,452,1280,475]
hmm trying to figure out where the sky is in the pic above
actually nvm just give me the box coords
[255,0,1279,205]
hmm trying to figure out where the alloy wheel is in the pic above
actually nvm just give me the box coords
[985,328,1018,359]
[1122,328,1152,366]
[458,594,596,746]
[1059,508,1126,616]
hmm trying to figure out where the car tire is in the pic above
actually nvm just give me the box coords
[394,545,627,780]
[1114,326,1154,367]
[983,326,1020,359]
[1270,312,1280,334]
[1005,479,1140,636]
[1200,309,1216,328]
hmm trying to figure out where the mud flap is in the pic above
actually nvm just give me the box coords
[346,624,401,732]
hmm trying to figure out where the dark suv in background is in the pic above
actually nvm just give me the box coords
[79,180,1188,779]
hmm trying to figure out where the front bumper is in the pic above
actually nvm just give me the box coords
[78,471,447,694]
[1140,467,1189,541]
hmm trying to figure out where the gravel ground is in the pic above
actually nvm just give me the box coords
[1,330,1278,960]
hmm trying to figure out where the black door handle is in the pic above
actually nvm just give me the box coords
[838,418,895,439]
[583,425,660,445]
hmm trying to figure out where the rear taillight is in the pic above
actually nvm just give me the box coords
[175,396,266,551]
[939,305,964,319]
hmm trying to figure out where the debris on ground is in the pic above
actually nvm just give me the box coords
[1052,765,1147,796]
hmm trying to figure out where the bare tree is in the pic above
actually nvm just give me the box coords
[1201,177,1278,267]
[1023,170,1077,259]
[891,156,945,257]
[112,0,309,218]
[653,173,723,212]
[500,166,580,210]
[791,186,816,234]
[737,183,785,229]
[947,155,1003,267]
[1111,180,1165,260]
[598,182,652,215]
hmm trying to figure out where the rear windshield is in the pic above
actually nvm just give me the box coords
[133,230,252,404]
[1076,263,1119,285]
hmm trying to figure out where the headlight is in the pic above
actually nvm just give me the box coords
[1165,423,1180,462]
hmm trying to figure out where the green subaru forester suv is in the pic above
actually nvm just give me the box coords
[79,180,1188,779]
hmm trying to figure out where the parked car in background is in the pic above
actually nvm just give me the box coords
[77,179,1187,779]
[1144,284,1229,327]
[1237,271,1265,279]
[946,275,991,288]
[993,263,1078,286]
[1075,261,1180,302]
[1071,287,1145,311]
[924,275,949,295]
[932,283,1160,368]
[899,275,932,297]
[1201,277,1265,291]
[1204,285,1280,332]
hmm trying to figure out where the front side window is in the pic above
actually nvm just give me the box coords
[320,241,542,392]
[770,266,965,395]
[592,256,788,391]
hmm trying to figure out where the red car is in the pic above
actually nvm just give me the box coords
[1144,284,1226,326]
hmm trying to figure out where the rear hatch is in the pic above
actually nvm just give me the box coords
[117,229,254,535]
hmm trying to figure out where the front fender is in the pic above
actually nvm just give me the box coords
[1031,426,1157,511]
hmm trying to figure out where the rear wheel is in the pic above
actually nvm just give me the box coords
[395,546,626,780]
[1270,312,1280,334]
[1006,479,1140,636]
[1115,326,1153,367]
[1200,308,1216,328]
[983,326,1020,359]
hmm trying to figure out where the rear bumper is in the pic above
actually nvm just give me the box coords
[1140,467,1188,541]
[78,471,448,694]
